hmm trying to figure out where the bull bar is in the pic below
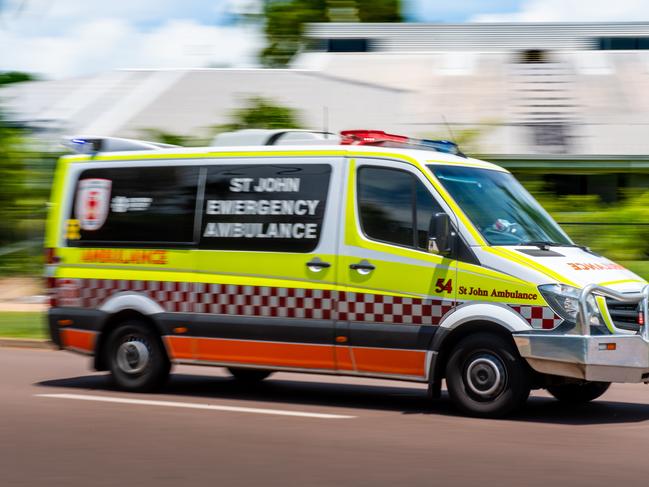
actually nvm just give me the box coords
[514,284,649,383]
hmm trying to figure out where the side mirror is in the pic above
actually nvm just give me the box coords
[428,212,454,256]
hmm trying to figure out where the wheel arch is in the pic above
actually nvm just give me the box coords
[429,302,532,385]
[94,308,166,371]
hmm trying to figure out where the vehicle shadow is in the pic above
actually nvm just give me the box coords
[36,372,649,425]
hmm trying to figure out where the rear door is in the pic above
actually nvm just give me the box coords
[336,157,459,380]
[186,156,343,372]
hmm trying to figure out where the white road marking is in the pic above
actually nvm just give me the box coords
[34,393,356,419]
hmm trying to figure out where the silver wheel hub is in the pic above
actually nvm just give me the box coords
[116,340,150,375]
[465,354,506,398]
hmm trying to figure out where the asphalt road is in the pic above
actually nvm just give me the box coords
[4,348,649,487]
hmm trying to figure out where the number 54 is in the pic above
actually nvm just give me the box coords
[435,278,453,294]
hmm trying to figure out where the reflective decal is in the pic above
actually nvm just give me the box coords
[568,262,625,271]
[75,179,112,231]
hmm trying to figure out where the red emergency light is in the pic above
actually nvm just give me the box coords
[340,130,408,146]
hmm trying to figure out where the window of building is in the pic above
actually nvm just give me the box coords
[518,49,548,63]
[327,38,371,52]
[68,166,200,247]
[597,37,649,50]
[200,164,332,252]
[357,166,443,250]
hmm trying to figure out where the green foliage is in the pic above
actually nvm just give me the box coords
[261,0,327,68]
[260,0,402,67]
[525,178,649,262]
[216,96,304,132]
[0,71,38,86]
[0,107,56,275]
[0,312,46,339]
[0,109,28,246]
[355,0,402,22]
[139,129,211,147]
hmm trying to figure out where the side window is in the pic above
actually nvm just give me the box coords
[199,164,331,252]
[416,182,442,249]
[68,166,200,247]
[357,166,443,250]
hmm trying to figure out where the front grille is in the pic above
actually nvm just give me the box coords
[606,298,641,332]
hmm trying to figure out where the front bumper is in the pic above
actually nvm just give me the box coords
[514,333,649,382]
[514,283,649,383]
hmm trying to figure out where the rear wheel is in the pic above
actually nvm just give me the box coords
[445,333,531,418]
[107,321,170,392]
[547,381,610,403]
[228,368,272,382]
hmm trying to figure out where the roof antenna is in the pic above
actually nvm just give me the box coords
[442,114,456,143]
[441,114,465,157]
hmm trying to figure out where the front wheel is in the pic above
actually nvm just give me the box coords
[107,321,170,392]
[445,333,531,418]
[547,381,610,403]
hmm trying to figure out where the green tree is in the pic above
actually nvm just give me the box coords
[216,96,303,131]
[139,129,209,147]
[0,71,38,86]
[0,108,28,246]
[0,106,56,274]
[260,0,402,67]
[142,97,303,148]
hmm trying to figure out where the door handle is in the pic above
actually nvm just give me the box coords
[349,260,375,274]
[306,258,331,272]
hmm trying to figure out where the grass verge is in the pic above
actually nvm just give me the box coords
[0,312,46,339]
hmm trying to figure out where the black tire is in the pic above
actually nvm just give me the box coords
[445,333,531,418]
[107,321,170,392]
[547,381,610,404]
[228,368,272,382]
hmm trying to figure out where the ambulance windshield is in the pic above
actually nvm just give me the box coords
[428,165,572,246]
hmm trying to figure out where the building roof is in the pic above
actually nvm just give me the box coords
[5,22,649,159]
[306,22,649,51]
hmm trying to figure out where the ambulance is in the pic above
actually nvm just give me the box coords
[46,129,649,417]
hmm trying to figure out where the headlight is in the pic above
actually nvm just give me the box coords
[538,284,601,326]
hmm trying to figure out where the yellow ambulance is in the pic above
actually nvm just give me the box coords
[45,130,649,417]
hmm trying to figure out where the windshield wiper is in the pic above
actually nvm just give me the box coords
[520,240,561,250]
[520,241,591,252]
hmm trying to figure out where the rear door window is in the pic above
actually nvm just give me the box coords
[199,164,332,252]
[67,165,200,247]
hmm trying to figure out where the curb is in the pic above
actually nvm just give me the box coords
[0,338,55,350]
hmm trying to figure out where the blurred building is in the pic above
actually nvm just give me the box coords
[4,21,649,198]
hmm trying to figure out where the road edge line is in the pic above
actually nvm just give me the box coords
[0,338,55,349]
[34,393,357,419]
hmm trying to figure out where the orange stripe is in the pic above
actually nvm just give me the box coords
[61,329,96,353]
[186,337,337,370]
[166,336,426,377]
[334,346,355,371]
[164,336,194,360]
[351,348,426,377]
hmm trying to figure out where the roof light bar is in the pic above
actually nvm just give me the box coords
[339,129,464,157]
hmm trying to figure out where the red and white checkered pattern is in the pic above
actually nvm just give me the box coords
[338,292,454,325]
[52,278,454,324]
[55,278,338,319]
[51,278,560,329]
[509,304,562,329]
[193,283,335,320]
